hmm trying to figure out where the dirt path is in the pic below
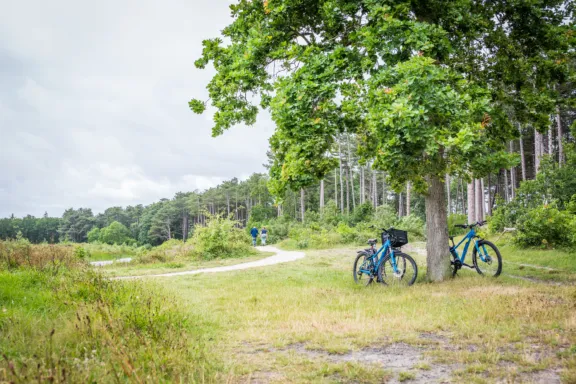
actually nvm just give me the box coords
[111,246,305,280]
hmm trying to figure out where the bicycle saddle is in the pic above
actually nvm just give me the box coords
[367,238,378,245]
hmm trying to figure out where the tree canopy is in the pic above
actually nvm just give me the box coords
[190,0,574,280]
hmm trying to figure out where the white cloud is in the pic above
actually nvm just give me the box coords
[0,0,274,217]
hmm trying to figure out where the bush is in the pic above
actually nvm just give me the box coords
[99,221,134,245]
[514,204,574,248]
[0,239,83,271]
[191,214,255,260]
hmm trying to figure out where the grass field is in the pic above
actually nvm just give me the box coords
[162,241,576,383]
[1,240,575,383]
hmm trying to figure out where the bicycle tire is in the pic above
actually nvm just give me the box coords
[472,240,502,277]
[377,251,418,286]
[353,252,374,286]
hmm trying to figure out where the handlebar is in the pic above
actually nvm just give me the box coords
[454,220,487,229]
[369,225,394,234]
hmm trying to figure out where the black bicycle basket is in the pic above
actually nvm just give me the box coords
[382,229,408,248]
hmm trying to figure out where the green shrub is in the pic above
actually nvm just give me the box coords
[396,214,426,241]
[191,214,255,260]
[350,202,375,225]
[515,204,574,248]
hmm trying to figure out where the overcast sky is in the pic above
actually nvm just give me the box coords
[0,0,275,217]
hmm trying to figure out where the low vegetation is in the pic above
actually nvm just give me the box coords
[0,240,216,383]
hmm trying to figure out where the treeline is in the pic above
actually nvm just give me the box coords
[1,108,574,246]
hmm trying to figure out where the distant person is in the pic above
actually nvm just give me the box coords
[261,227,268,246]
[250,226,259,247]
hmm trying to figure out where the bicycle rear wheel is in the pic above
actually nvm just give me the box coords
[377,251,418,286]
[353,253,374,286]
[472,240,502,277]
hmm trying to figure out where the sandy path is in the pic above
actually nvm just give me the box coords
[109,246,305,280]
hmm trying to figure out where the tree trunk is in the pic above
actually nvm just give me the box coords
[360,167,365,204]
[548,127,553,156]
[300,188,305,223]
[334,168,338,208]
[445,175,451,215]
[338,142,344,213]
[406,182,411,216]
[534,129,543,174]
[475,179,484,222]
[467,182,475,224]
[346,165,350,214]
[425,175,451,282]
[518,126,527,181]
[182,215,189,241]
[459,178,465,215]
[503,169,509,202]
[372,170,378,209]
[346,133,356,209]
[486,175,492,216]
[226,192,230,216]
[556,107,564,166]
[509,141,516,200]
[320,179,325,210]
[398,192,404,217]
[382,176,386,206]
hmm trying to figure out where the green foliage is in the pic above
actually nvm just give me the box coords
[448,214,468,237]
[515,204,575,249]
[87,227,100,243]
[191,214,255,260]
[74,246,88,259]
[99,221,134,245]
[350,202,375,225]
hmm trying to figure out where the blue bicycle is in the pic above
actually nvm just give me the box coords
[353,228,418,286]
[450,220,502,277]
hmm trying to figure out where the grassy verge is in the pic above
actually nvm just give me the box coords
[162,244,576,383]
[100,251,275,277]
[0,268,217,382]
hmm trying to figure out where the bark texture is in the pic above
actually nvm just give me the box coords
[475,178,484,222]
[467,182,475,224]
[425,175,451,282]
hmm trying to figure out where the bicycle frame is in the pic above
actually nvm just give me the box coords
[359,238,400,275]
[450,227,489,265]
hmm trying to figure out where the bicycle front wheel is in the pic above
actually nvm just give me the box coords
[377,251,418,287]
[353,253,374,286]
[472,240,502,277]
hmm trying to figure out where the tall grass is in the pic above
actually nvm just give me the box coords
[0,243,217,383]
[0,238,84,271]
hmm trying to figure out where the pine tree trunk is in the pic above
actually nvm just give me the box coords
[320,179,325,210]
[486,175,492,216]
[346,166,350,214]
[548,127,553,156]
[182,215,188,241]
[360,167,364,204]
[372,170,378,209]
[382,177,386,206]
[300,188,305,223]
[445,175,451,215]
[406,182,411,216]
[475,179,484,222]
[509,141,516,200]
[334,168,338,207]
[467,182,475,224]
[534,129,543,174]
[338,142,344,213]
[425,175,451,282]
[459,178,465,215]
[503,169,509,202]
[398,192,404,216]
[346,133,356,209]
[519,126,527,181]
[557,107,564,166]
